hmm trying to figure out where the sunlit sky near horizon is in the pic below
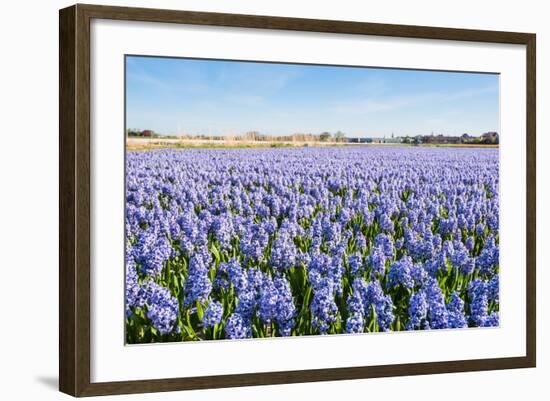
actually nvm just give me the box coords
[126,55,499,138]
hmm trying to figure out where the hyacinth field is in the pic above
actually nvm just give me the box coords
[125,146,499,343]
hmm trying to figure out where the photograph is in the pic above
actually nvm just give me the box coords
[124,55,500,344]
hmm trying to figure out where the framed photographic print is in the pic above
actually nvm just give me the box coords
[59,4,536,397]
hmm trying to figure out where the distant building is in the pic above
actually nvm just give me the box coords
[480,131,499,143]
[422,134,461,144]
[127,129,156,137]
[385,136,403,144]
[347,137,372,143]
[346,132,497,146]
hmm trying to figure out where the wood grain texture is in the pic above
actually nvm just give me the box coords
[59,5,76,396]
[78,3,533,44]
[75,4,91,396]
[59,3,536,397]
[78,356,533,396]
[525,34,536,367]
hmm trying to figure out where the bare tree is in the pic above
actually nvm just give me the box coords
[334,131,346,143]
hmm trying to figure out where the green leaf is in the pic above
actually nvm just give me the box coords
[196,301,205,321]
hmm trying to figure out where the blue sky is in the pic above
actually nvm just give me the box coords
[126,56,499,138]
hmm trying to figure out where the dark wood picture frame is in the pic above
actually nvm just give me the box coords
[59,3,536,397]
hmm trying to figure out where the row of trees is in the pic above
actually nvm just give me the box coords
[399,133,499,145]
[132,130,349,143]
[127,129,157,137]
[128,128,498,146]
[218,130,348,143]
